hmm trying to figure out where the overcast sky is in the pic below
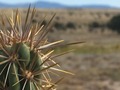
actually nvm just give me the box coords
[0,0,120,7]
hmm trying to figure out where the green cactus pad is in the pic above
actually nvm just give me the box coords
[9,63,20,90]
[18,43,30,67]
[11,43,30,66]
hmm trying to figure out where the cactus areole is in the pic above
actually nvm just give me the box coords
[0,6,75,90]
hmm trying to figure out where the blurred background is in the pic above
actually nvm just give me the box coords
[1,0,120,90]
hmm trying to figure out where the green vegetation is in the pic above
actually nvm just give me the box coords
[107,14,120,33]
[66,22,76,29]
[54,22,65,30]
[89,21,101,28]
[55,43,120,54]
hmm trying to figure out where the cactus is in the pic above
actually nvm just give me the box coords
[0,6,81,90]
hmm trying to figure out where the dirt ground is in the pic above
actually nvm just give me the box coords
[51,29,120,90]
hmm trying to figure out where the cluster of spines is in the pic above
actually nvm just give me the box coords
[0,5,78,90]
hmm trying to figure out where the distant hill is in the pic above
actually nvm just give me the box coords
[0,1,115,8]
[79,5,113,9]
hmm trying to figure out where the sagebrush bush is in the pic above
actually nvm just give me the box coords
[107,14,120,33]
[89,21,101,28]
[66,22,76,29]
[54,22,65,30]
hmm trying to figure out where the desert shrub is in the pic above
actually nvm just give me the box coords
[89,21,101,28]
[107,14,120,33]
[54,22,65,30]
[66,22,76,29]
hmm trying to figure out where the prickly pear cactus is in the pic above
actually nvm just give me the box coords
[0,6,77,90]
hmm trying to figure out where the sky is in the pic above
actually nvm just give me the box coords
[0,0,120,7]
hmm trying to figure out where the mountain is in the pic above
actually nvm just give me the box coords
[0,1,67,8]
[34,1,67,8]
[80,5,113,8]
[0,1,115,8]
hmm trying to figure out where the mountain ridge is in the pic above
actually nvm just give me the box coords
[0,1,116,8]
